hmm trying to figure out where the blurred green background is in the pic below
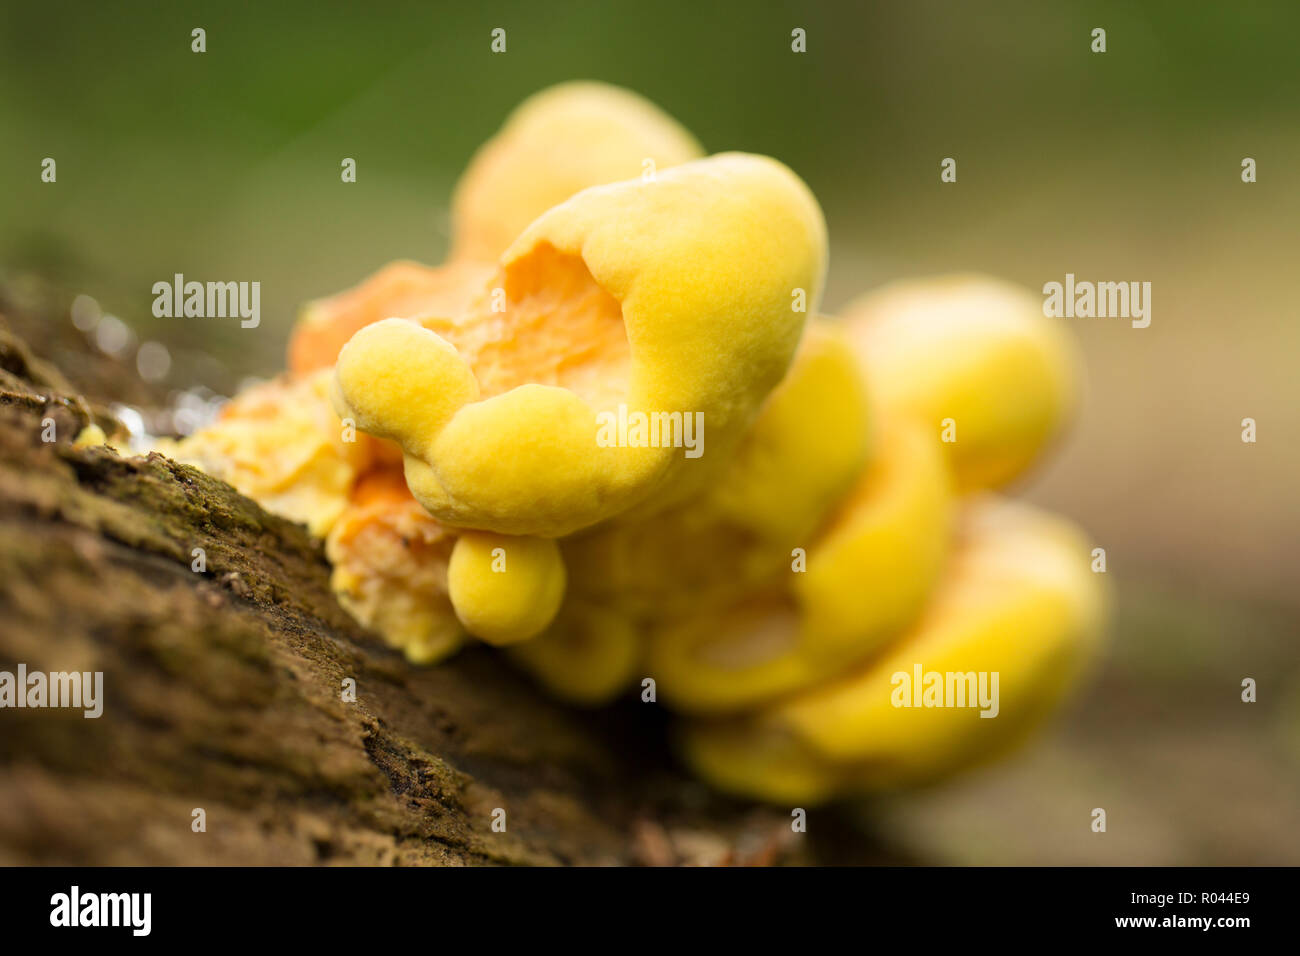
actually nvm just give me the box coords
[3,0,1298,862]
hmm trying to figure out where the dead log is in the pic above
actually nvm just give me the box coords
[0,300,895,866]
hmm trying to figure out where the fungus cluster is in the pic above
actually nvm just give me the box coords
[165,82,1106,803]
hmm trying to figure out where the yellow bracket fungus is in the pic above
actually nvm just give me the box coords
[158,83,1106,805]
[333,152,828,538]
[681,500,1108,804]
[561,320,872,620]
[645,419,952,714]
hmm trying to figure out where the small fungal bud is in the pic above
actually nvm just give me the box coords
[447,531,565,646]
[73,423,108,448]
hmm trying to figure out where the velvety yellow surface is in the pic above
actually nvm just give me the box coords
[447,531,566,646]
[645,419,952,715]
[561,320,872,620]
[333,152,827,538]
[681,500,1107,803]
[842,274,1079,492]
[160,84,1104,803]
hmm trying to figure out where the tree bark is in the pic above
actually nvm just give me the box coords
[0,303,892,866]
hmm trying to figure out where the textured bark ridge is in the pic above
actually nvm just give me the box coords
[0,307,891,866]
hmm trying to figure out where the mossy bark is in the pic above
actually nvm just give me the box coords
[0,312,890,866]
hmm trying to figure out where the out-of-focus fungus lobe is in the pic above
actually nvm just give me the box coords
[842,274,1079,492]
[508,603,642,706]
[645,419,952,714]
[704,321,874,549]
[333,153,828,538]
[451,81,704,263]
[681,500,1107,804]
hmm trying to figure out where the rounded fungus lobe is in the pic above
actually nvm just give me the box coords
[645,419,952,715]
[447,531,566,646]
[333,152,828,538]
[451,81,705,262]
[508,603,641,706]
[72,423,109,448]
[680,499,1108,804]
[703,321,874,547]
[562,320,872,619]
[841,274,1079,493]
